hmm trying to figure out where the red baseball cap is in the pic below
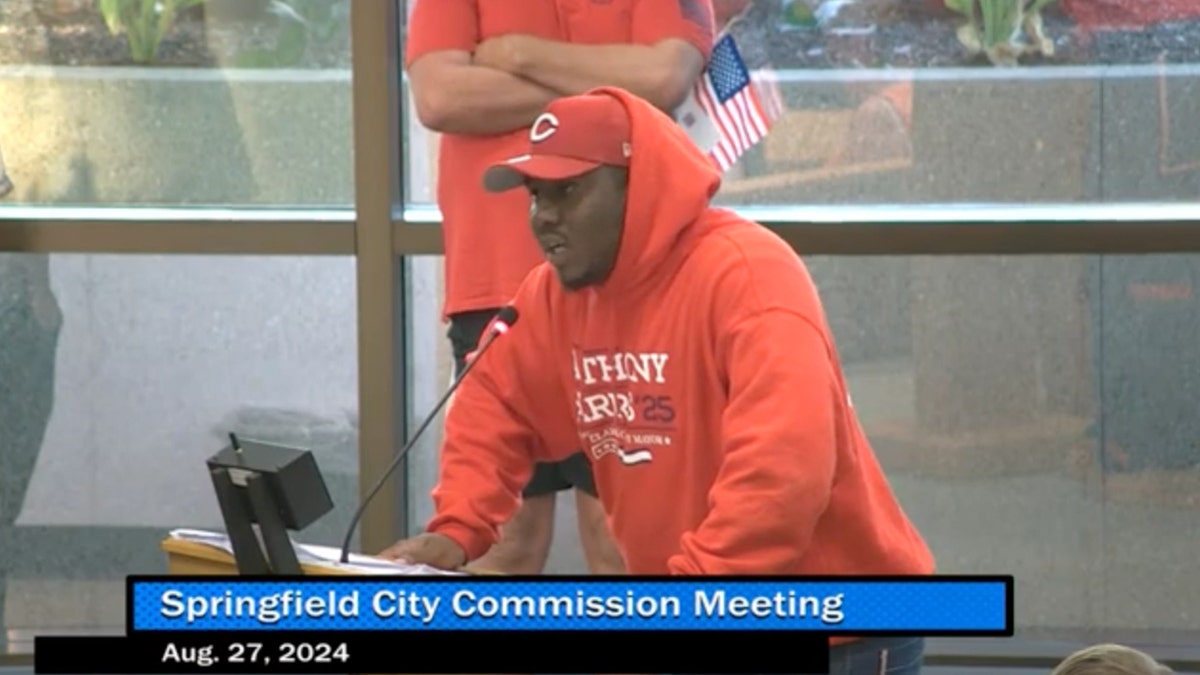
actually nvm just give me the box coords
[483,93,632,193]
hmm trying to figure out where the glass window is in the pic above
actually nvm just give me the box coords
[0,253,358,654]
[718,1,1200,209]
[826,253,1200,652]
[398,0,1200,213]
[0,1,353,208]
[404,252,1200,648]
[398,2,435,217]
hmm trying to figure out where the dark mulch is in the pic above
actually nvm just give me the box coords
[0,0,351,68]
[730,1,1200,69]
[1,0,1198,69]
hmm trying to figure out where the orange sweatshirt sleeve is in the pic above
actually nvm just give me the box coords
[425,293,560,561]
[667,309,839,575]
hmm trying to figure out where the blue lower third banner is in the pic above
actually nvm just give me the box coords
[32,576,1012,674]
[127,575,1011,634]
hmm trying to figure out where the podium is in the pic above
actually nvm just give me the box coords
[160,536,358,576]
[161,535,496,576]
[161,438,496,674]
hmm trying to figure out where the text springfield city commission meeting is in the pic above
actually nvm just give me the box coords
[158,587,847,626]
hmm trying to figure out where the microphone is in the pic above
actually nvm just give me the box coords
[339,305,520,563]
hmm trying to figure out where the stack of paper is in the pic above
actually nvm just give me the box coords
[168,528,464,576]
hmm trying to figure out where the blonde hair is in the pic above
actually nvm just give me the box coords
[1051,644,1175,675]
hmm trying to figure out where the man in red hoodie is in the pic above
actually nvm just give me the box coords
[405,0,715,578]
[382,87,935,673]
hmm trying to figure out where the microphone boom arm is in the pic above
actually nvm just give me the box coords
[337,306,518,564]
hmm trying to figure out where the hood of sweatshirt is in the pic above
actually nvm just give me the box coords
[585,86,723,297]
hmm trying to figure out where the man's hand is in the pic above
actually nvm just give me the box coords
[473,34,535,75]
[378,533,467,570]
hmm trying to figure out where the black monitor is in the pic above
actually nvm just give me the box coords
[205,434,334,575]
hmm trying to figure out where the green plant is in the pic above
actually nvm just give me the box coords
[945,0,1057,66]
[96,0,207,64]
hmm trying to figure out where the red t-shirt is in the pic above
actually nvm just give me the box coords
[405,0,715,317]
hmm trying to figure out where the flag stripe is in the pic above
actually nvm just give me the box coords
[694,80,735,170]
[727,91,753,151]
[701,78,742,153]
[677,34,785,172]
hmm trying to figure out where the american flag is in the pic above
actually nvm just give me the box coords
[677,33,783,172]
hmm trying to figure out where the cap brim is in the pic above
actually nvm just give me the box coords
[482,154,603,193]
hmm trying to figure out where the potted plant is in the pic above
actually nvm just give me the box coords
[944,0,1058,65]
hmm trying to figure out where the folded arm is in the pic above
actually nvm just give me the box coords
[489,0,714,112]
[667,310,840,575]
[407,51,559,135]
[494,37,706,113]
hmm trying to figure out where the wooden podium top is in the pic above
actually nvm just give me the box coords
[160,536,364,575]
[160,536,496,575]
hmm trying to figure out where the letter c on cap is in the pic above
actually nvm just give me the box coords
[530,113,559,143]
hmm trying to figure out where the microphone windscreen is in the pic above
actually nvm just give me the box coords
[496,305,519,328]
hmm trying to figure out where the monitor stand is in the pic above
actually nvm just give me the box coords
[209,467,303,575]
